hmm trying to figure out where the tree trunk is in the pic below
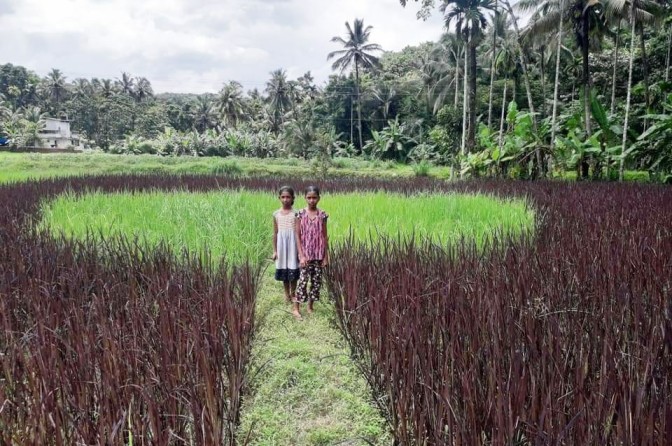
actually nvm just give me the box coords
[571,82,575,102]
[454,58,460,107]
[499,74,508,152]
[666,23,672,82]
[487,3,498,129]
[461,31,469,158]
[550,0,565,156]
[540,45,546,120]
[350,94,354,147]
[467,28,478,152]
[610,22,621,116]
[502,0,542,177]
[580,12,591,179]
[355,60,363,150]
[621,11,637,182]
[639,25,650,131]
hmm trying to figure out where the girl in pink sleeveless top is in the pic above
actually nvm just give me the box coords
[293,185,329,319]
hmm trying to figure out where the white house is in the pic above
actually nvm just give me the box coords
[38,117,83,150]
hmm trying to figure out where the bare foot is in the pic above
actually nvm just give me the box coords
[307,304,314,314]
[284,295,292,303]
[292,309,303,320]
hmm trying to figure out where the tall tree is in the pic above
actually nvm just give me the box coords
[606,0,662,130]
[423,33,465,113]
[265,69,293,134]
[606,0,661,179]
[72,78,93,100]
[98,79,116,99]
[441,0,497,152]
[486,6,507,128]
[44,68,67,112]
[193,96,217,133]
[216,81,247,129]
[370,83,397,125]
[518,0,566,153]
[521,0,608,178]
[328,18,383,150]
[501,0,544,175]
[134,77,153,103]
[116,72,135,97]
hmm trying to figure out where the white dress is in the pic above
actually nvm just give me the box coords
[274,209,300,282]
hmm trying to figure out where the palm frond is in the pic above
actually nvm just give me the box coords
[523,10,562,38]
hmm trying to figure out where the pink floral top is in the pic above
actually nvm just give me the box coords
[296,208,328,261]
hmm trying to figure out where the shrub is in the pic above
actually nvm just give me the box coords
[212,160,243,176]
[412,160,431,177]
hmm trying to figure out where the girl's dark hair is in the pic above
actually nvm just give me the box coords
[305,185,320,196]
[278,185,295,197]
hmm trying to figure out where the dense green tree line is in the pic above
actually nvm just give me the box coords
[1,3,672,181]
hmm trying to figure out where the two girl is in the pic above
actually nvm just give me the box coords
[272,185,328,320]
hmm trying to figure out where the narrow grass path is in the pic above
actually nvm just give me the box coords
[238,267,392,445]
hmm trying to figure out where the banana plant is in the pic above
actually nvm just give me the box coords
[632,93,672,181]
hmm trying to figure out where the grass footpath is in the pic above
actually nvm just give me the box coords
[238,267,392,445]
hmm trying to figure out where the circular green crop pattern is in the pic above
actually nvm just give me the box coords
[41,190,534,263]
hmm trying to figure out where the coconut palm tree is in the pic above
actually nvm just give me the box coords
[499,0,548,176]
[72,78,93,101]
[493,35,521,149]
[606,0,663,125]
[98,79,116,99]
[216,81,247,129]
[605,0,662,179]
[134,77,153,103]
[520,0,608,178]
[116,72,135,97]
[44,68,67,111]
[0,93,10,122]
[607,16,625,115]
[193,96,217,133]
[484,8,509,128]
[370,83,397,125]
[23,106,47,125]
[265,69,293,134]
[441,0,497,152]
[328,18,383,149]
[422,33,465,113]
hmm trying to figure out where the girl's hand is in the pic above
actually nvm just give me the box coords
[272,252,278,261]
[299,256,307,267]
[321,257,329,267]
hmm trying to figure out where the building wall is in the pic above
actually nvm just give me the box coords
[38,118,81,149]
[42,118,72,138]
[43,137,81,149]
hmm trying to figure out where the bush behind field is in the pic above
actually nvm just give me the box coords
[0,152,453,183]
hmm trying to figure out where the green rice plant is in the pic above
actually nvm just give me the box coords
[40,190,534,263]
[41,190,270,265]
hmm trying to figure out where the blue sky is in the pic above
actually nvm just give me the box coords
[1,0,446,93]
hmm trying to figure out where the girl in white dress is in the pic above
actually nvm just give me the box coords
[272,186,300,302]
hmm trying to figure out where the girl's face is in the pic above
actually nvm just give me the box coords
[305,191,320,209]
[279,191,294,208]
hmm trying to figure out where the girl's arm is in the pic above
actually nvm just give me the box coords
[322,217,329,267]
[295,215,305,267]
[272,216,278,260]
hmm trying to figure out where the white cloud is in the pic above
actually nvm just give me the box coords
[1,0,447,93]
